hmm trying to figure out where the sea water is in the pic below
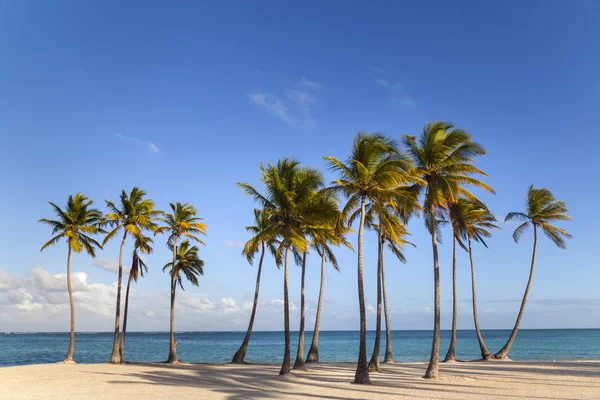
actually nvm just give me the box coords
[1,329,599,367]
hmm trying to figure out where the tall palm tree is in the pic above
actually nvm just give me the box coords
[324,133,415,384]
[494,185,571,359]
[449,199,498,361]
[403,122,494,378]
[119,235,152,360]
[103,188,159,363]
[239,159,338,376]
[305,222,350,363]
[39,193,104,363]
[367,206,414,372]
[163,240,205,357]
[156,202,207,363]
[232,208,279,364]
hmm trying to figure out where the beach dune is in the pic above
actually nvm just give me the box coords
[1,360,599,399]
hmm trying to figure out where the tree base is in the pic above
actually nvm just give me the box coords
[368,360,381,373]
[423,364,438,379]
[231,350,246,364]
[353,362,371,384]
[305,349,319,363]
[61,359,76,364]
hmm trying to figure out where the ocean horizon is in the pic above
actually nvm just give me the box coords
[2,329,599,367]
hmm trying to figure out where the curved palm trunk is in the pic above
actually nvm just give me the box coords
[232,244,265,364]
[306,252,326,363]
[279,247,291,375]
[64,246,75,363]
[167,240,179,363]
[119,273,134,361]
[424,207,441,379]
[293,252,307,370]
[494,226,538,359]
[444,238,458,362]
[109,232,127,364]
[469,238,492,359]
[354,197,371,384]
[369,231,383,372]
[382,243,394,363]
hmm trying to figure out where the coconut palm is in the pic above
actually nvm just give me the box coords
[103,187,160,364]
[403,122,494,378]
[39,193,104,363]
[239,159,338,376]
[163,240,205,356]
[155,202,207,363]
[324,133,415,384]
[448,199,498,361]
[367,204,415,372]
[231,208,279,364]
[494,185,571,359]
[119,235,152,360]
[305,222,351,363]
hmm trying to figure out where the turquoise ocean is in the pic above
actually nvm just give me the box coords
[1,329,599,367]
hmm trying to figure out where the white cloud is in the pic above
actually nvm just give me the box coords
[91,259,121,273]
[246,93,295,124]
[299,76,324,91]
[246,76,324,127]
[225,240,245,249]
[146,142,160,153]
[374,78,414,107]
[116,134,160,153]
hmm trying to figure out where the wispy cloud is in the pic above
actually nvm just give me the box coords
[225,240,245,249]
[246,76,324,127]
[92,259,124,274]
[375,78,415,107]
[117,134,160,153]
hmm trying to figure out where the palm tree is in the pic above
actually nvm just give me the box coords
[163,240,205,357]
[494,185,571,359]
[119,235,152,360]
[232,208,279,364]
[324,133,415,384]
[39,193,104,363]
[103,187,160,364]
[367,205,415,373]
[449,199,498,361]
[156,202,207,363]
[403,122,494,378]
[305,222,350,363]
[239,159,338,376]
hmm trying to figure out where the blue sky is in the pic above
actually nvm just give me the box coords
[1,0,598,332]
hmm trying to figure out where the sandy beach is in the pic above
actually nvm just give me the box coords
[1,360,599,399]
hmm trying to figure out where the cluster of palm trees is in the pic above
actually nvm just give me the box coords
[39,121,571,383]
[231,122,571,383]
[39,188,207,364]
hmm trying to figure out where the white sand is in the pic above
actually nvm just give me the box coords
[1,360,599,399]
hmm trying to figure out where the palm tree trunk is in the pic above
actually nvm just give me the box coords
[293,252,307,370]
[279,247,291,375]
[424,206,440,379]
[232,244,265,364]
[494,226,538,359]
[109,231,127,364]
[354,197,371,384]
[306,251,326,363]
[119,273,133,361]
[64,246,75,363]
[369,231,383,372]
[469,238,492,359]
[382,241,394,364]
[167,240,179,363]
[443,238,458,362]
